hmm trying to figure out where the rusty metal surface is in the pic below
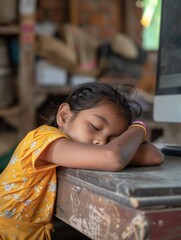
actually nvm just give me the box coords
[55,157,181,239]
[57,157,181,209]
[147,208,181,240]
[55,173,149,240]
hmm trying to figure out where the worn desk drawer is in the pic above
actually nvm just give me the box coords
[55,157,181,240]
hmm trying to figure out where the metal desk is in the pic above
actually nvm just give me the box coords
[55,157,181,240]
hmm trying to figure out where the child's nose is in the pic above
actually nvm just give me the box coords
[93,137,107,145]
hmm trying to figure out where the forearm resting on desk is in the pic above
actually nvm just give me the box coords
[40,126,163,171]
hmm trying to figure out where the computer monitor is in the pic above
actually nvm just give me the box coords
[153,0,181,122]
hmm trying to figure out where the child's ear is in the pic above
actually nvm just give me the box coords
[56,103,72,127]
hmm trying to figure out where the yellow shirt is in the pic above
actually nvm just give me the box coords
[0,125,68,239]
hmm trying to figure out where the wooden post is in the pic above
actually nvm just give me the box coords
[18,0,37,137]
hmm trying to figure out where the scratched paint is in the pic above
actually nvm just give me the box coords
[69,215,88,234]
[69,204,112,239]
[88,205,111,239]
[57,176,143,239]
[69,184,114,239]
[69,186,81,209]
[121,215,149,240]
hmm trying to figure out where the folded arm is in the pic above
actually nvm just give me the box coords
[40,127,163,171]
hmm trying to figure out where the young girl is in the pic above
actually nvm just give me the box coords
[0,82,163,239]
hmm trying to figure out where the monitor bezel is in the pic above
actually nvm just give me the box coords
[155,0,181,96]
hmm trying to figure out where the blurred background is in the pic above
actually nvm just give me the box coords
[0,0,168,239]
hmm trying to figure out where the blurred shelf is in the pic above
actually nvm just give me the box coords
[0,132,17,156]
[0,3,36,138]
[0,24,20,34]
[35,85,72,95]
[0,105,22,117]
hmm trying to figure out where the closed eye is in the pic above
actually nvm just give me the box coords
[90,123,100,131]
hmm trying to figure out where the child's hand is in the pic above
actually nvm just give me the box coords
[129,141,164,166]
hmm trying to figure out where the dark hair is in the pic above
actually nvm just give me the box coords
[41,82,142,127]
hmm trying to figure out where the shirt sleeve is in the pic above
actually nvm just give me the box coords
[17,125,69,172]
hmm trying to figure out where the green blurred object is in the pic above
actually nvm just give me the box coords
[0,147,15,173]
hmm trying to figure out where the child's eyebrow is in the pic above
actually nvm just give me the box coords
[93,114,108,124]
